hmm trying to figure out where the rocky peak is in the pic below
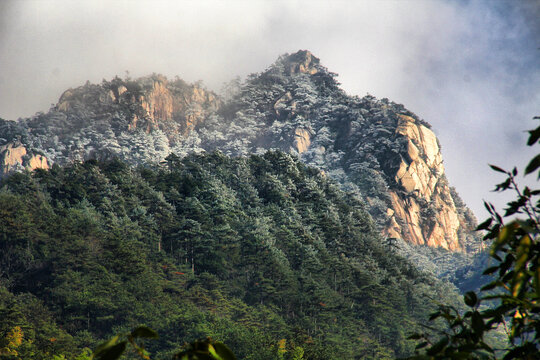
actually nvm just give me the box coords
[283,50,320,75]
[55,75,220,137]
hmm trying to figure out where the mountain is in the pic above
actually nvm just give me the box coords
[0,50,494,358]
[0,50,479,253]
[0,152,463,359]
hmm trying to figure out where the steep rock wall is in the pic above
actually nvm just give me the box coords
[57,75,220,137]
[0,142,49,175]
[383,115,462,250]
[294,128,311,154]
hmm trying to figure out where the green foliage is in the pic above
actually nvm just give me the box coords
[173,338,236,360]
[0,151,461,359]
[0,53,479,291]
[91,329,235,360]
[93,326,158,360]
[405,119,540,359]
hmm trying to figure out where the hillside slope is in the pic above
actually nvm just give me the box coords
[0,51,479,252]
[0,153,461,359]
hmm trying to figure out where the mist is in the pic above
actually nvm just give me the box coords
[1,0,539,218]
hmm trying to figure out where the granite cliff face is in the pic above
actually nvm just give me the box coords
[0,50,478,252]
[56,75,219,138]
[293,128,312,154]
[0,141,49,175]
[383,115,461,250]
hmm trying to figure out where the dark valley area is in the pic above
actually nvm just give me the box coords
[0,51,524,359]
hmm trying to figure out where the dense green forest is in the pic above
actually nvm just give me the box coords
[0,151,463,359]
[1,50,480,258]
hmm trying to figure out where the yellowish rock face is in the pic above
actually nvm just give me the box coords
[0,143,49,175]
[125,78,219,136]
[287,50,320,75]
[27,154,49,171]
[0,143,27,168]
[294,128,311,154]
[384,115,462,251]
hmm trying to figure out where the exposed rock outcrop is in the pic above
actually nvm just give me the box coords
[284,50,320,75]
[0,142,49,175]
[274,91,296,117]
[294,128,311,154]
[58,75,220,137]
[132,76,219,136]
[383,115,462,250]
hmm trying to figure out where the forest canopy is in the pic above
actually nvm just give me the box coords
[0,151,463,359]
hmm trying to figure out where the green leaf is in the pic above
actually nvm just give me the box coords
[464,292,478,307]
[212,343,236,360]
[511,269,528,298]
[476,218,492,231]
[482,266,499,275]
[471,312,485,335]
[426,337,448,356]
[131,326,159,339]
[515,234,531,272]
[527,126,540,146]
[491,253,502,262]
[534,267,540,299]
[492,225,516,254]
[494,178,512,192]
[95,341,127,360]
[94,335,120,356]
[489,164,507,174]
[480,281,500,291]
[207,344,221,360]
[525,154,540,175]
[484,201,494,215]
[502,344,529,360]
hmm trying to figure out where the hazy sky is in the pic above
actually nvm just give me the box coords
[0,0,539,219]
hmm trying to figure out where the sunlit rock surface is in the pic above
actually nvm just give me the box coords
[383,115,462,250]
[0,141,49,175]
